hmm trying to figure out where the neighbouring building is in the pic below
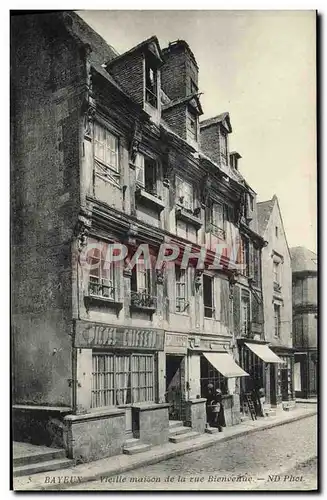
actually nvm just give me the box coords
[12,11,278,463]
[290,247,318,399]
[257,195,295,410]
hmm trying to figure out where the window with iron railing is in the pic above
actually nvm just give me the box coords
[87,245,116,300]
[91,353,155,408]
[131,263,157,310]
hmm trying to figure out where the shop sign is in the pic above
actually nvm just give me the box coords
[165,333,188,354]
[75,321,164,350]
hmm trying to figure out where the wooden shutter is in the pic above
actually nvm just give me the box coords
[220,279,230,327]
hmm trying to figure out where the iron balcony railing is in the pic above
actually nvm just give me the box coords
[131,290,157,309]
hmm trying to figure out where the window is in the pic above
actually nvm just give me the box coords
[135,154,157,195]
[240,290,250,336]
[219,130,228,164]
[239,236,250,276]
[175,266,189,313]
[210,202,225,238]
[200,355,228,396]
[176,177,194,211]
[88,245,115,299]
[91,353,155,408]
[94,123,119,171]
[273,261,280,285]
[203,275,214,318]
[253,246,261,285]
[274,304,281,337]
[131,261,156,308]
[186,108,198,142]
[145,59,158,108]
[249,195,254,211]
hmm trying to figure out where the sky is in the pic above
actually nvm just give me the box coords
[78,10,317,253]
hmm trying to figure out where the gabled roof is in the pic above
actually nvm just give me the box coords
[257,197,276,236]
[106,35,164,68]
[65,12,119,65]
[290,247,318,273]
[200,112,232,133]
[162,93,203,115]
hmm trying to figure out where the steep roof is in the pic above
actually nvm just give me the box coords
[106,35,164,68]
[64,12,119,65]
[256,197,276,236]
[290,247,318,273]
[200,112,232,133]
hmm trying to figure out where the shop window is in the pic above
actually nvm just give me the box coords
[200,355,228,396]
[175,266,189,313]
[203,275,214,318]
[176,176,194,211]
[94,123,119,172]
[274,303,281,337]
[135,154,157,195]
[145,59,158,108]
[91,353,155,408]
[186,107,198,142]
[87,245,116,300]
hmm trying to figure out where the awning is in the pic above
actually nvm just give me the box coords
[245,342,286,364]
[203,352,249,378]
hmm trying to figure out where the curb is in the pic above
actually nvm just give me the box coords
[16,410,317,491]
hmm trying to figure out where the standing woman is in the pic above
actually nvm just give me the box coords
[205,383,214,427]
[212,388,226,432]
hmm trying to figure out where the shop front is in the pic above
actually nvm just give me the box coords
[164,332,188,422]
[269,347,295,406]
[64,320,169,461]
[238,340,285,413]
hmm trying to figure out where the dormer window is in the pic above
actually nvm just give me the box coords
[145,59,158,108]
[186,107,198,142]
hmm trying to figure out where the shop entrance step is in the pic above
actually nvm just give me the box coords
[123,438,151,455]
[169,430,200,444]
[168,420,184,429]
[168,424,192,437]
[13,442,72,477]
[205,426,219,434]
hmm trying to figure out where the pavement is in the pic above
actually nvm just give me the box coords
[13,404,317,491]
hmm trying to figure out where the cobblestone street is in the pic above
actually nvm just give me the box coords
[67,415,317,491]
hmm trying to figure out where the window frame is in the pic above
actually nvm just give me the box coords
[274,303,281,337]
[145,58,158,109]
[186,107,198,142]
[93,122,120,173]
[203,274,215,319]
[175,266,189,313]
[176,176,194,212]
[240,289,251,336]
[91,352,156,409]
[209,201,226,239]
[88,244,116,300]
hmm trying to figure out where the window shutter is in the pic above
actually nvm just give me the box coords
[248,242,254,278]
[175,176,183,204]
[233,285,241,336]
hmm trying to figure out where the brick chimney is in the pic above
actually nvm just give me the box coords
[161,40,199,100]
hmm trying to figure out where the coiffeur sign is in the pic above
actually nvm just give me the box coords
[74,320,165,350]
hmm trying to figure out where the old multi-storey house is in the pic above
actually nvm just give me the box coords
[290,247,318,399]
[257,196,294,410]
[11,12,279,463]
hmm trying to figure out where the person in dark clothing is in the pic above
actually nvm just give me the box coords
[205,383,214,427]
[210,388,226,431]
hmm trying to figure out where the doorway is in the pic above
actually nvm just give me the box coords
[270,365,277,406]
[281,368,289,400]
[165,355,184,421]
